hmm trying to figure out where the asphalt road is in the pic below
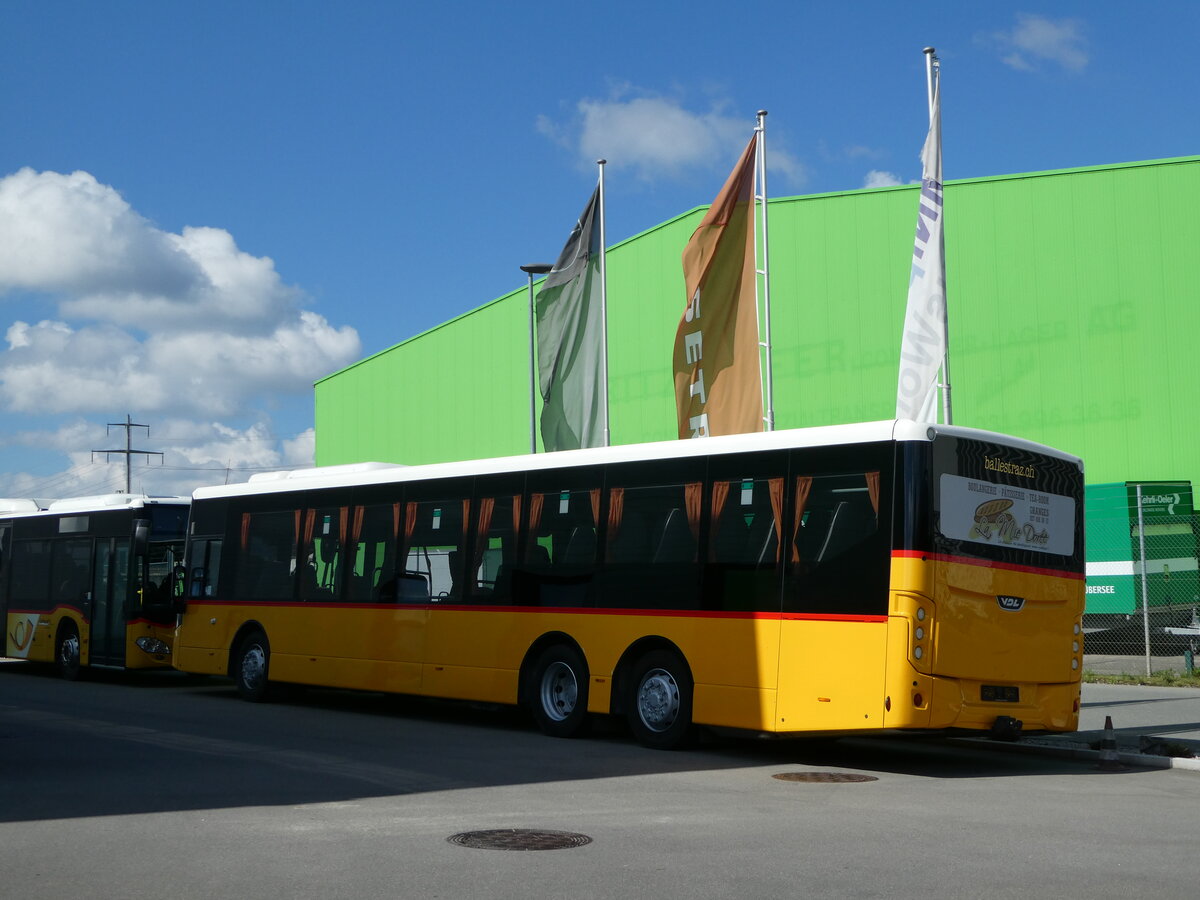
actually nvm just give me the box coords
[2,661,1197,900]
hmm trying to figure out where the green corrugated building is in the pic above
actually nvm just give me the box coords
[315,155,1200,487]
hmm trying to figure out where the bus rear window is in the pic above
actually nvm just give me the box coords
[939,474,1076,557]
[931,435,1083,569]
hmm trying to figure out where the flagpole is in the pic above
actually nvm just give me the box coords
[924,46,953,425]
[754,110,775,432]
[597,158,611,447]
[521,263,553,454]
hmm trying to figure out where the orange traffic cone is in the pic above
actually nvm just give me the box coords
[1096,715,1123,771]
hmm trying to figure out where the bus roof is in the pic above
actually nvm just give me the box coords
[0,494,191,520]
[193,420,1083,502]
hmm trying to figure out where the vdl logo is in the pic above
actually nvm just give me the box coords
[997,595,1026,611]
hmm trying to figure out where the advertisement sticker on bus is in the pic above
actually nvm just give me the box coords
[939,474,1076,556]
[6,613,39,658]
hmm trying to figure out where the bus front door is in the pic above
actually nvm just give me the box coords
[90,539,131,666]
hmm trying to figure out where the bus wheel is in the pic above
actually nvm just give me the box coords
[627,650,694,750]
[56,625,81,681]
[529,644,590,738]
[233,630,272,702]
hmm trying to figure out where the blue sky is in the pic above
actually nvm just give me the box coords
[0,0,1197,498]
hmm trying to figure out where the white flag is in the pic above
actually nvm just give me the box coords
[896,77,946,422]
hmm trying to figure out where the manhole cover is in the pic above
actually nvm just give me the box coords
[447,829,593,851]
[773,772,878,783]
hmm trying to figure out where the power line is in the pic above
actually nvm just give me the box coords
[91,414,164,493]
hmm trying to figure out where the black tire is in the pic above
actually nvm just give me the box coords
[56,624,81,681]
[232,630,272,702]
[528,644,590,738]
[626,649,695,750]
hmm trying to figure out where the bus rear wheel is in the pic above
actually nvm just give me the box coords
[529,644,590,738]
[56,625,81,681]
[233,630,272,702]
[627,649,695,750]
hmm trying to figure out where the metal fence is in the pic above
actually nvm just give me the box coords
[1084,500,1200,677]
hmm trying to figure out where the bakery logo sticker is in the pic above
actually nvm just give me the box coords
[968,497,1050,548]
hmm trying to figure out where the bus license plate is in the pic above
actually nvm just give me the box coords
[981,685,1020,703]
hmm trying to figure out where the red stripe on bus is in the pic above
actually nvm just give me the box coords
[5,604,87,618]
[184,600,885,623]
[890,550,1085,581]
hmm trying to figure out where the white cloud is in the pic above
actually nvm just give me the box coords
[993,14,1089,73]
[539,92,806,188]
[0,418,316,499]
[0,166,362,498]
[863,170,904,188]
[0,168,362,418]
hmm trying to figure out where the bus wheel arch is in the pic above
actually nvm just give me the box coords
[55,619,82,681]
[614,639,696,750]
[230,623,272,702]
[520,633,591,739]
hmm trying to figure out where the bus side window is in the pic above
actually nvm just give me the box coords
[234,511,299,603]
[602,480,702,609]
[785,471,886,615]
[705,477,784,612]
[345,504,399,603]
[469,494,519,604]
[51,539,92,608]
[402,498,468,601]
[187,539,222,599]
[299,507,345,602]
[11,540,52,611]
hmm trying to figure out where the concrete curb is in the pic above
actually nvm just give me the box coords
[951,735,1200,772]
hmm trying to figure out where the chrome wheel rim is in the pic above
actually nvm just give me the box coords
[636,668,680,733]
[539,661,578,722]
[241,644,267,692]
[60,634,79,669]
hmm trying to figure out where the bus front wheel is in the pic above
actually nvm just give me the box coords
[233,630,272,702]
[627,650,695,750]
[56,624,81,681]
[529,644,590,738]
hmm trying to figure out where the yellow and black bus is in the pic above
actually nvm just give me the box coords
[1,495,189,677]
[174,421,1084,748]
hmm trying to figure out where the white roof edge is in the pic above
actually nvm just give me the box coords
[44,494,191,514]
[193,420,1080,501]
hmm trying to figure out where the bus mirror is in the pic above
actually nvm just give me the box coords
[133,518,151,556]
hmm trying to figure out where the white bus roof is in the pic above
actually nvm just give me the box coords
[193,420,1083,502]
[0,494,190,520]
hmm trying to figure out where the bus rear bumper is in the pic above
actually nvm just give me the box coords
[928,676,1080,733]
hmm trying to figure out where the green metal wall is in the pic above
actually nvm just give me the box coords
[315,156,1200,487]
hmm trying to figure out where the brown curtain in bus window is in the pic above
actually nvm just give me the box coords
[240,512,251,551]
[768,478,784,561]
[339,507,349,545]
[352,506,365,543]
[709,481,731,561]
[303,509,317,546]
[589,488,601,527]
[684,482,703,541]
[525,493,545,561]
[606,487,625,560]
[865,471,880,516]
[474,497,496,578]
[791,477,813,563]
[400,501,418,566]
[511,495,522,538]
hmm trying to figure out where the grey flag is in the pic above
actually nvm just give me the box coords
[536,186,603,451]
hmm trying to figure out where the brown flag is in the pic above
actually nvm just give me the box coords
[673,135,763,439]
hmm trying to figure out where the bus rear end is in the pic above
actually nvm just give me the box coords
[885,429,1085,736]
